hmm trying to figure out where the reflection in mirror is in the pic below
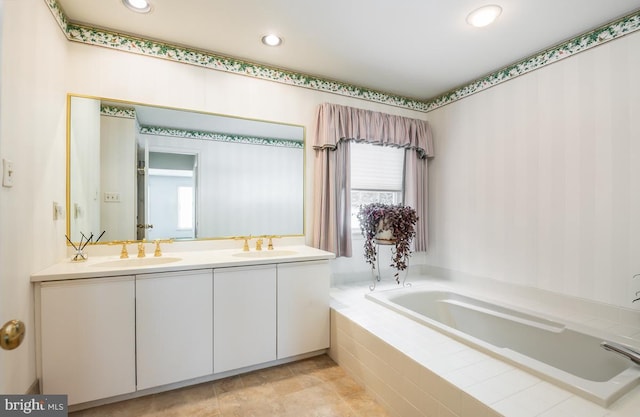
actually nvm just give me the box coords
[146,152,197,240]
[68,95,305,243]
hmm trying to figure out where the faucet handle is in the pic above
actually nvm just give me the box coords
[233,235,252,251]
[153,239,173,257]
[255,238,264,251]
[137,240,147,258]
[265,235,281,250]
[109,240,131,259]
[121,242,130,259]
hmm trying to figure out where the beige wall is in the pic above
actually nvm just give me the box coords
[0,0,69,394]
[424,30,640,308]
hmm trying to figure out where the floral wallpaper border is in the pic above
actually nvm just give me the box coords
[101,105,135,119]
[47,0,640,113]
[138,126,303,149]
[100,105,302,149]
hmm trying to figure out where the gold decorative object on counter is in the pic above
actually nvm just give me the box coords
[1,319,25,350]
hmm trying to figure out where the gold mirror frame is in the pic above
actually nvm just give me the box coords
[66,94,306,244]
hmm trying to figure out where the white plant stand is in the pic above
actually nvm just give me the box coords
[369,239,411,291]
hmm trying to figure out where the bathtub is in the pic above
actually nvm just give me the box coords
[366,287,640,406]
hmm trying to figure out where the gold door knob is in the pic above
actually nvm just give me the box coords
[1,319,25,350]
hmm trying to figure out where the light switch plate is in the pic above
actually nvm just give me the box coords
[104,192,121,202]
[53,202,65,220]
[2,158,14,187]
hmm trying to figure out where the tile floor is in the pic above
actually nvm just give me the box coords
[70,355,391,417]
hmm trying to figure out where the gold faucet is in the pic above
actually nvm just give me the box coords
[109,241,131,259]
[255,238,264,251]
[265,235,281,250]
[234,235,252,251]
[121,242,130,258]
[137,240,146,258]
[153,239,173,257]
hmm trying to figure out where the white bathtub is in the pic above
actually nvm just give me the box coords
[366,287,640,406]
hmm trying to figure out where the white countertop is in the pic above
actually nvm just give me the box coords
[31,245,335,282]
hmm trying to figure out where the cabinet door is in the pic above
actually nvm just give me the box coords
[136,269,213,390]
[39,277,136,405]
[213,265,276,373]
[277,261,330,359]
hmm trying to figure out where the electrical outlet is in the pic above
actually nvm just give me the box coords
[104,192,121,202]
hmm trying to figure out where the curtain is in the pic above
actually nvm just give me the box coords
[312,103,434,256]
[403,149,428,251]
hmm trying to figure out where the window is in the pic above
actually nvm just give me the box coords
[350,142,405,231]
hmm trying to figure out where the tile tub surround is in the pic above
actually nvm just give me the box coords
[329,275,640,417]
[69,355,391,417]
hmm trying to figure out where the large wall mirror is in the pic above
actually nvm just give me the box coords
[67,95,305,243]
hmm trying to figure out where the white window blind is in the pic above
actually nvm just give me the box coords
[350,142,405,231]
[350,142,405,191]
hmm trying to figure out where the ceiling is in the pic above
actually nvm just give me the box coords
[57,0,640,101]
[133,103,304,140]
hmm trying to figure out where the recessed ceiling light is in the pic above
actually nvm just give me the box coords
[261,34,283,47]
[122,0,152,13]
[466,5,502,28]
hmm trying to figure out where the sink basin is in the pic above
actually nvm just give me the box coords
[92,257,182,268]
[232,250,297,258]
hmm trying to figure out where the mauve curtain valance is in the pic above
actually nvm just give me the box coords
[312,103,434,256]
[312,103,434,158]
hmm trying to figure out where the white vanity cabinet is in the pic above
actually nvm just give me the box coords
[213,264,277,373]
[33,246,334,408]
[38,276,136,405]
[135,269,213,390]
[277,260,330,358]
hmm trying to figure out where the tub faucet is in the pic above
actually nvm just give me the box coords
[601,341,640,366]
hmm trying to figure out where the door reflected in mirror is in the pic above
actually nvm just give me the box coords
[67,95,305,243]
[144,152,197,240]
